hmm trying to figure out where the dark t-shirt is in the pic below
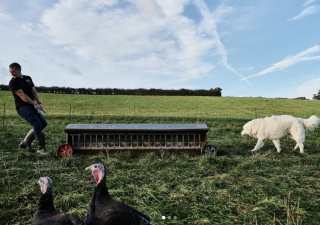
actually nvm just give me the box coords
[9,75,35,109]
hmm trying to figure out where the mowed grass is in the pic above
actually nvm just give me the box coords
[1,91,320,224]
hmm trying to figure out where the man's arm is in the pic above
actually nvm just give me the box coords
[32,87,40,102]
[32,87,43,110]
[14,89,41,109]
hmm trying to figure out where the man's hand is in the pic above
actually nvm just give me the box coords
[34,103,41,110]
[38,103,43,110]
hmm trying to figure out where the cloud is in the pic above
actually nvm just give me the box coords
[303,0,317,7]
[0,60,11,84]
[288,0,320,21]
[243,45,320,80]
[21,22,35,33]
[37,0,226,85]
[298,77,320,99]
[35,0,250,87]
[0,5,12,21]
[25,45,83,76]
[131,0,163,16]
[51,60,83,76]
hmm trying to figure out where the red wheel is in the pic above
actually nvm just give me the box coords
[57,144,73,156]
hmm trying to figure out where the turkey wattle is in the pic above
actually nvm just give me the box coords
[32,177,84,225]
[84,163,154,225]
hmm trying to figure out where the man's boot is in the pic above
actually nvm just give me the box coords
[35,133,48,155]
[19,129,36,153]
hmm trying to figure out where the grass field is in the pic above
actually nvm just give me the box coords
[1,91,320,225]
[1,91,320,119]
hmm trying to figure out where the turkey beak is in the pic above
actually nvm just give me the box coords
[85,166,92,171]
[37,177,43,185]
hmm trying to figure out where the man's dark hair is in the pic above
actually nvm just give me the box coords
[9,62,21,71]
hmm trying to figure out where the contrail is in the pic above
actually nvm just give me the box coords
[192,0,252,87]
[242,45,320,81]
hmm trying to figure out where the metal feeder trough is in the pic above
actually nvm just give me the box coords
[58,123,209,155]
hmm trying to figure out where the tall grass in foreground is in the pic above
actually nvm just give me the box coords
[1,114,320,225]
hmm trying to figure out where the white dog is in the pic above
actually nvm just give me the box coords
[241,115,319,153]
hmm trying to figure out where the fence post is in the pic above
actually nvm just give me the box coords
[313,109,314,115]
[3,103,5,128]
[255,108,257,118]
[134,105,135,117]
[69,104,71,124]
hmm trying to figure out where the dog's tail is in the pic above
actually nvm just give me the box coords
[303,115,320,131]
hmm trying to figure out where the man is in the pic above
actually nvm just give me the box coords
[9,62,48,154]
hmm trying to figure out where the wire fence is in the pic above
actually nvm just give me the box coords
[1,102,319,128]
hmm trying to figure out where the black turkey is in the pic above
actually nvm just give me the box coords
[84,163,154,225]
[32,177,84,225]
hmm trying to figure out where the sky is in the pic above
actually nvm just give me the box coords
[0,0,320,99]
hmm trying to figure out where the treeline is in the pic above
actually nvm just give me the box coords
[313,90,320,100]
[0,84,222,96]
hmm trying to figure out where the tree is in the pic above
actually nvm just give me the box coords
[0,84,223,97]
[313,90,320,100]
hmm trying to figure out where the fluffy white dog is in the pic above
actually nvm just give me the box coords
[241,115,319,153]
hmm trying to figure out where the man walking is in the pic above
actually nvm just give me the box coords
[9,62,48,154]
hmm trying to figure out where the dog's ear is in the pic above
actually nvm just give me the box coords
[242,122,251,136]
[250,120,260,136]
[244,120,259,136]
[241,124,248,135]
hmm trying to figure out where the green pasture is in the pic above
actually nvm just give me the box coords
[1,91,320,224]
[1,91,320,119]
